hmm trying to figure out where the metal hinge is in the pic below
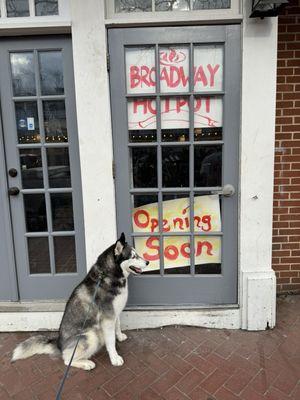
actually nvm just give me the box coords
[107,52,110,72]
[112,160,116,179]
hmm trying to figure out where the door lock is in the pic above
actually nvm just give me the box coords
[211,184,235,197]
[8,187,20,196]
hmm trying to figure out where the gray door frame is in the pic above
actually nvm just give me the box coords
[0,104,19,301]
[109,26,240,307]
[0,35,86,300]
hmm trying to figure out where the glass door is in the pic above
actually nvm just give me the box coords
[109,26,240,306]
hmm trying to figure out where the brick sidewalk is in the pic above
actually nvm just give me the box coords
[0,295,299,400]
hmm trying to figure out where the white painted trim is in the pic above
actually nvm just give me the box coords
[0,308,241,331]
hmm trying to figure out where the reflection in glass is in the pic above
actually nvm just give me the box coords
[10,53,35,96]
[132,195,158,233]
[54,236,77,273]
[156,0,190,11]
[51,193,74,231]
[19,148,43,189]
[126,47,156,94]
[15,102,40,144]
[6,0,29,17]
[194,127,222,141]
[134,236,160,275]
[131,147,157,188]
[194,236,221,274]
[35,0,58,15]
[28,237,51,274]
[193,0,230,9]
[163,194,189,233]
[43,100,67,142]
[194,145,222,187]
[194,45,223,92]
[159,48,189,93]
[39,51,64,95]
[115,0,152,12]
[162,146,189,187]
[164,236,190,274]
[47,148,71,188]
[24,194,47,232]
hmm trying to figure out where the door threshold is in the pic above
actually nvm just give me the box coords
[125,304,240,311]
[0,301,66,312]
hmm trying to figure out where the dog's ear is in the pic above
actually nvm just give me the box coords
[114,239,124,256]
[119,232,126,245]
[114,233,126,256]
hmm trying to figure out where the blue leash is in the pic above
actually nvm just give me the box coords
[55,276,102,400]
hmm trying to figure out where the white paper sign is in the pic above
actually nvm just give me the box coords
[27,117,35,131]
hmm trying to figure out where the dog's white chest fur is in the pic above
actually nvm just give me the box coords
[112,283,128,316]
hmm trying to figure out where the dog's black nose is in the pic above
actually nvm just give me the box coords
[146,261,149,266]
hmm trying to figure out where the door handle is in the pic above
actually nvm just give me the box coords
[210,184,235,197]
[8,187,20,196]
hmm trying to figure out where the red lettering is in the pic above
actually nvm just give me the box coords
[196,240,213,256]
[201,215,211,232]
[164,245,178,260]
[130,66,141,89]
[163,219,171,232]
[150,218,159,233]
[134,209,149,229]
[181,243,190,258]
[207,64,220,87]
[194,66,208,87]
[173,217,184,230]
[143,237,159,261]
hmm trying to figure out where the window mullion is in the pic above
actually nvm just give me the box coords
[29,0,35,17]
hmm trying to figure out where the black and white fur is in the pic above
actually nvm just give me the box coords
[11,233,149,370]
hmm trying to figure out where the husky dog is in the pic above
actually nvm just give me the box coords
[11,233,149,370]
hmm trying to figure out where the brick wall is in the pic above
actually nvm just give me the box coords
[273,0,300,293]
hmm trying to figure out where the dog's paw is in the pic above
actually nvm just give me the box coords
[110,354,124,367]
[117,333,128,342]
[82,360,96,370]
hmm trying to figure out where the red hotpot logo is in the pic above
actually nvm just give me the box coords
[160,48,186,66]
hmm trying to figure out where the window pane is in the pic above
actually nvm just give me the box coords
[162,146,189,187]
[194,193,222,233]
[6,0,29,17]
[47,148,71,188]
[128,98,157,143]
[115,0,152,12]
[194,145,222,187]
[131,147,157,188]
[126,47,156,94]
[163,194,190,232]
[35,0,58,16]
[28,237,51,274]
[194,236,221,274]
[19,148,43,189]
[160,47,189,93]
[10,53,35,96]
[15,102,40,144]
[51,193,74,231]
[43,100,68,142]
[193,0,230,9]
[54,236,77,273]
[132,195,159,233]
[24,194,47,232]
[161,97,189,142]
[156,0,190,11]
[164,236,190,274]
[194,97,223,141]
[39,51,64,95]
[194,45,223,92]
[134,236,160,274]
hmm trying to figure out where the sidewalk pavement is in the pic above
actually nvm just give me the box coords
[0,295,299,400]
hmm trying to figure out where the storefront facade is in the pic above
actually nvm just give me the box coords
[0,0,277,331]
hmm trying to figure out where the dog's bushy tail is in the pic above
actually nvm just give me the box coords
[11,335,59,362]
